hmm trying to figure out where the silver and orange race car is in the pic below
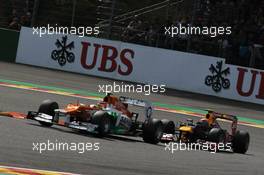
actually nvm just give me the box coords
[27,93,165,144]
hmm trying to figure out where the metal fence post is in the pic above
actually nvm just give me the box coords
[166,0,170,21]
[106,0,116,39]
[71,0,77,27]
[186,0,197,52]
[31,0,40,27]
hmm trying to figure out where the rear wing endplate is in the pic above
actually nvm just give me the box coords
[119,96,153,119]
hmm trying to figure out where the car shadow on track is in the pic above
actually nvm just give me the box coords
[28,123,115,141]
[214,150,253,156]
[27,123,165,147]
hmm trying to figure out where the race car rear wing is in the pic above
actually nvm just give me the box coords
[206,110,238,135]
[206,110,238,122]
[119,96,153,119]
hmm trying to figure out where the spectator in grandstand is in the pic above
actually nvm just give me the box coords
[20,12,31,27]
[122,17,146,44]
[235,29,250,66]
[132,19,146,44]
[218,36,230,58]
[122,19,137,42]
[249,23,264,69]
[145,25,156,46]
[8,17,20,30]
[162,18,173,49]
[9,9,18,24]
[56,0,66,5]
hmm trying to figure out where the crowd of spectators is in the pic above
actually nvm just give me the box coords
[8,0,33,30]
[120,0,264,69]
[208,0,264,69]
[8,9,32,30]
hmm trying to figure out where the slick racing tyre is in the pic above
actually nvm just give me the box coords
[91,111,111,137]
[143,118,163,144]
[161,119,175,134]
[232,130,250,154]
[38,100,59,127]
[192,120,210,141]
[207,128,225,143]
[207,128,226,152]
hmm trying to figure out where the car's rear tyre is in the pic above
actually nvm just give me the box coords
[232,130,250,154]
[38,99,59,127]
[91,111,111,137]
[207,128,225,143]
[161,119,175,134]
[143,118,163,144]
[193,120,210,140]
[207,128,226,152]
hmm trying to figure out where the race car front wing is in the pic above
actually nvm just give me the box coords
[27,111,99,133]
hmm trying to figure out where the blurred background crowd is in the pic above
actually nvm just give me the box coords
[0,0,263,69]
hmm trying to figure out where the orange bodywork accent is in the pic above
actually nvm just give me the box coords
[62,97,132,119]
[0,96,133,121]
[64,103,102,113]
[0,112,27,119]
[103,96,132,117]
[200,112,217,126]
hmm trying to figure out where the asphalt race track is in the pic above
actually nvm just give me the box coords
[0,62,263,175]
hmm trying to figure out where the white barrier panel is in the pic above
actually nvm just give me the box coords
[218,65,264,105]
[16,27,264,105]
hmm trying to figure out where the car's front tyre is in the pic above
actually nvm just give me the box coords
[143,118,163,144]
[38,99,59,127]
[91,111,111,137]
